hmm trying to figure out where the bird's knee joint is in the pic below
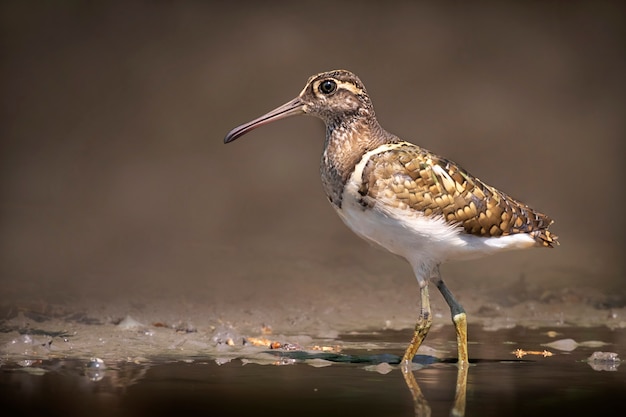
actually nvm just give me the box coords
[452,311,467,325]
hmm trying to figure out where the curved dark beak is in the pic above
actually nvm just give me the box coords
[224,97,305,144]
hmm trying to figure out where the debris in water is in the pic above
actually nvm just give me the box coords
[542,338,609,352]
[86,357,106,370]
[244,337,301,351]
[279,343,299,351]
[364,362,394,374]
[542,338,578,351]
[306,358,333,368]
[587,351,620,372]
[17,359,41,367]
[85,357,106,381]
[311,345,341,353]
[245,336,274,347]
[211,325,242,349]
[512,349,553,358]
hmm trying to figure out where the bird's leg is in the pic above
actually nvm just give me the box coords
[432,268,468,365]
[402,280,432,366]
[401,274,434,415]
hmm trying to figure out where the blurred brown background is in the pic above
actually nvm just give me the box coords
[1,1,624,332]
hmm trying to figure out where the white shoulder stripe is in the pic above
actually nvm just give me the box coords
[350,142,408,184]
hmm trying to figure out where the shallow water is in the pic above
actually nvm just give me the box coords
[2,326,624,417]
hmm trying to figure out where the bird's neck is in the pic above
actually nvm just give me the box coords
[320,112,396,208]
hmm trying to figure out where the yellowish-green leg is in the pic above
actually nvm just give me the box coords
[401,281,433,416]
[452,310,468,365]
[402,282,433,365]
[401,270,468,417]
[433,273,469,365]
[401,267,468,417]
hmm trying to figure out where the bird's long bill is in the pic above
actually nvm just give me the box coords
[224,97,305,143]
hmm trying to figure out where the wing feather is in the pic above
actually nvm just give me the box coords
[358,142,558,247]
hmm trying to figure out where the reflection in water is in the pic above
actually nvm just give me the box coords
[1,344,625,417]
[402,362,469,417]
[1,325,625,417]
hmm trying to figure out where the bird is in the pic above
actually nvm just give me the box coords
[224,69,558,367]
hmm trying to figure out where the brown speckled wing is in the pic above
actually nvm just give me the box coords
[358,143,558,247]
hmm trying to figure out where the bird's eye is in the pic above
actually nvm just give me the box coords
[318,79,337,95]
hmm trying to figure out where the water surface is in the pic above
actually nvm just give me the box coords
[2,326,624,417]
